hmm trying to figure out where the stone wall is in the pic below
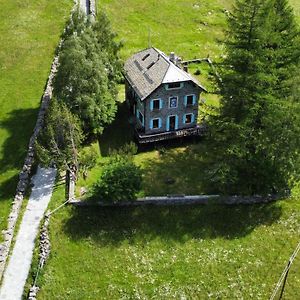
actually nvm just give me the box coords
[69,194,281,207]
[27,213,51,300]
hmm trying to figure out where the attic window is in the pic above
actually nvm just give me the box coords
[147,61,155,70]
[165,82,183,90]
[142,53,150,61]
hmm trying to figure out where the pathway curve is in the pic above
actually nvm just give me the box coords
[0,167,56,300]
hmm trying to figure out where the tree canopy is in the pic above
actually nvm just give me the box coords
[53,10,122,136]
[209,0,300,195]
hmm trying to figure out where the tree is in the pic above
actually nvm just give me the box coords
[35,98,83,171]
[208,0,300,195]
[79,147,97,180]
[92,155,142,202]
[53,10,122,136]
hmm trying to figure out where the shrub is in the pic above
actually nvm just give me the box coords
[93,156,142,202]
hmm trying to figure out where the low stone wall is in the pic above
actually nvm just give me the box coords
[27,214,51,300]
[69,194,280,207]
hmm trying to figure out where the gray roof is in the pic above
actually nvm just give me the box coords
[124,47,205,101]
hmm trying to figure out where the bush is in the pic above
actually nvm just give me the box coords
[93,156,142,202]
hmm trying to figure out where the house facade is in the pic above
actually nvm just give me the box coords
[124,47,206,143]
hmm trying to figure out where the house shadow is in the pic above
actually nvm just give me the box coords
[63,201,282,247]
[0,107,39,173]
[98,102,135,156]
[140,142,215,195]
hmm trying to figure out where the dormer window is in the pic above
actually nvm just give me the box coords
[142,53,150,61]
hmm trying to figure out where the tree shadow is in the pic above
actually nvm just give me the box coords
[0,173,19,201]
[141,142,215,196]
[0,108,39,172]
[98,102,135,156]
[63,201,282,246]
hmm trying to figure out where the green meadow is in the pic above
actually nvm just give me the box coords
[35,190,300,299]
[0,0,72,240]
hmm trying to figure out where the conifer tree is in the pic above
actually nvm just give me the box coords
[209,0,300,195]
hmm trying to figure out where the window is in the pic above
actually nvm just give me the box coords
[150,99,161,110]
[184,113,194,124]
[169,96,178,108]
[142,53,150,61]
[151,118,161,129]
[147,61,155,69]
[167,82,182,89]
[186,95,195,106]
[165,82,184,90]
[137,110,144,125]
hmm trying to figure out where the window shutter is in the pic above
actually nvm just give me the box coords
[150,119,153,129]
[184,96,187,107]
[175,115,179,129]
[193,95,196,105]
[150,100,153,111]
[166,117,170,131]
[159,99,163,109]
[159,118,162,128]
[191,113,195,123]
[136,109,139,118]
[183,114,186,124]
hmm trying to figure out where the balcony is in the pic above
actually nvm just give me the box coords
[135,124,207,144]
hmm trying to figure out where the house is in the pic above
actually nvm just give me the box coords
[124,47,206,143]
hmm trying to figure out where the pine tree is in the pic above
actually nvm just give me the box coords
[53,10,122,136]
[35,98,83,171]
[209,0,300,195]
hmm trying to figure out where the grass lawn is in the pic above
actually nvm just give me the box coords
[0,0,72,240]
[34,190,300,299]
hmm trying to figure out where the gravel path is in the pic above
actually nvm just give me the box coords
[0,167,56,300]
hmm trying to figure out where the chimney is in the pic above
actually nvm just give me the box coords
[176,57,182,67]
[183,65,188,72]
[169,52,175,62]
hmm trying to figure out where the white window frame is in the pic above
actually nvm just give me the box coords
[169,96,178,108]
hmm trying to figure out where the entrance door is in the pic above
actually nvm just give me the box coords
[169,115,176,131]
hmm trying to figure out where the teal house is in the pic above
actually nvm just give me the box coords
[124,47,206,143]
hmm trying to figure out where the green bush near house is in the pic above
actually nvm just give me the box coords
[92,155,142,202]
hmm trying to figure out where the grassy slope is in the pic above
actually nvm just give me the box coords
[0,0,72,239]
[36,0,300,299]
